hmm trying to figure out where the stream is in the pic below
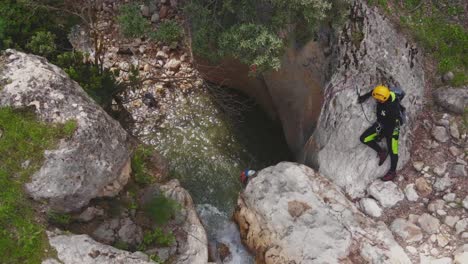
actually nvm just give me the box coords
[131,84,292,263]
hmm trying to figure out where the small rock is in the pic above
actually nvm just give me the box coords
[413,161,425,172]
[390,218,423,242]
[118,218,143,245]
[434,163,447,177]
[454,244,468,264]
[450,122,460,139]
[455,219,468,235]
[450,146,462,157]
[164,59,181,71]
[406,246,418,254]
[217,243,231,262]
[77,206,105,222]
[141,5,150,17]
[21,160,31,169]
[461,232,468,239]
[415,178,433,196]
[442,71,454,82]
[408,214,420,224]
[463,196,468,209]
[452,164,467,178]
[143,64,150,72]
[430,248,439,256]
[428,199,445,212]
[418,213,441,234]
[405,184,419,201]
[359,198,383,218]
[446,215,461,228]
[434,176,453,192]
[432,126,450,143]
[367,181,404,208]
[159,5,168,19]
[443,193,456,202]
[151,13,160,23]
[156,50,168,60]
[437,234,450,247]
[437,210,447,216]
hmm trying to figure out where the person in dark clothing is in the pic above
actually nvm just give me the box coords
[358,85,402,181]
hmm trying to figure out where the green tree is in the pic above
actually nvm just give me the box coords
[25,31,57,58]
[118,3,150,38]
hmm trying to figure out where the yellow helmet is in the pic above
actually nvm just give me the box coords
[372,85,390,102]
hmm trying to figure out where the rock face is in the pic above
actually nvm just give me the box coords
[46,231,154,264]
[234,162,411,264]
[433,86,468,114]
[0,50,135,212]
[305,1,425,198]
[160,180,208,264]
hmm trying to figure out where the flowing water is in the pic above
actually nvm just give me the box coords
[133,85,292,263]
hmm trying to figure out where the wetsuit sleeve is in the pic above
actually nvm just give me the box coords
[358,91,372,103]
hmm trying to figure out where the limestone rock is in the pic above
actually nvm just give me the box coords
[47,231,153,264]
[413,161,425,172]
[118,218,143,245]
[450,122,460,139]
[432,126,450,143]
[456,219,468,235]
[452,164,467,178]
[302,1,424,198]
[77,206,105,222]
[368,181,404,208]
[0,50,135,212]
[428,200,445,213]
[415,178,433,196]
[287,200,311,218]
[404,184,419,201]
[234,162,411,264]
[463,196,468,210]
[434,176,453,192]
[156,50,168,60]
[434,163,447,177]
[390,218,423,242]
[445,215,461,228]
[433,86,468,114]
[359,198,382,218]
[454,244,468,264]
[418,213,440,234]
[159,180,208,264]
[164,59,181,71]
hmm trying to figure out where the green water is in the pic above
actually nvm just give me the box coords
[141,85,291,213]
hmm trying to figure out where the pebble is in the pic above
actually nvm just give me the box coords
[445,216,461,228]
[413,161,425,172]
[443,193,456,202]
[406,246,418,254]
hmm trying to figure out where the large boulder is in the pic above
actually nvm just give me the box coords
[433,86,468,114]
[46,230,154,264]
[305,1,425,198]
[233,162,411,264]
[160,180,208,264]
[0,50,135,212]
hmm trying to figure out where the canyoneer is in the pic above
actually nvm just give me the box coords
[358,85,405,181]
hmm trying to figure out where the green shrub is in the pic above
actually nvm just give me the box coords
[26,31,57,58]
[150,20,184,44]
[0,107,75,263]
[47,211,71,226]
[131,145,155,186]
[141,227,175,248]
[118,3,150,38]
[144,194,180,225]
[55,52,120,108]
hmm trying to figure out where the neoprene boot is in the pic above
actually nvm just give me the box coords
[381,171,396,181]
[378,150,387,166]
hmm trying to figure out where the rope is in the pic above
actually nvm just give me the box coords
[355,85,373,124]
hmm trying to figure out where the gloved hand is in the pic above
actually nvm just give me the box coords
[357,95,366,104]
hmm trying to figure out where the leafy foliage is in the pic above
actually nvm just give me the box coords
[141,227,175,248]
[131,145,156,186]
[143,194,180,225]
[150,20,184,44]
[26,31,57,58]
[184,0,350,72]
[369,0,467,86]
[55,52,121,108]
[0,107,75,264]
[118,3,150,38]
[47,211,72,227]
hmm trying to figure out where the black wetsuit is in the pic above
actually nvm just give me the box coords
[359,91,401,172]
